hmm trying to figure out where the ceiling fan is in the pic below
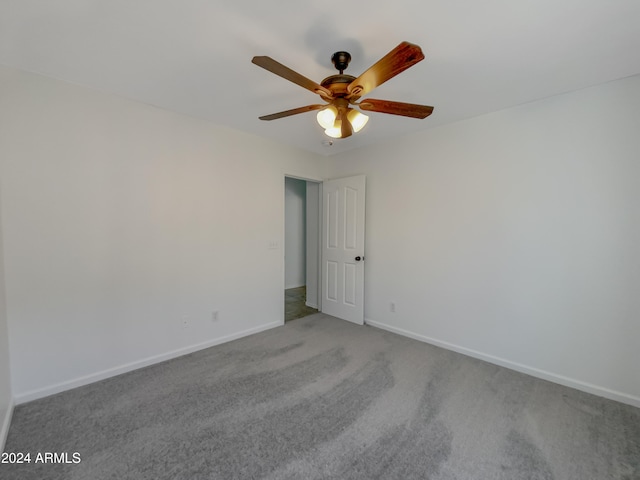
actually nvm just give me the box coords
[251,41,434,139]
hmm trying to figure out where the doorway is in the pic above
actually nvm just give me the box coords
[284,177,321,322]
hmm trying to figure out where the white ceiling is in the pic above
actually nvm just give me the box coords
[1,0,639,156]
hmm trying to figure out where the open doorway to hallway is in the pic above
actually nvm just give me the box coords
[284,177,320,322]
[285,286,318,322]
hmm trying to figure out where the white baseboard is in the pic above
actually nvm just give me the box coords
[1,397,14,452]
[365,318,640,409]
[305,302,319,309]
[14,321,282,405]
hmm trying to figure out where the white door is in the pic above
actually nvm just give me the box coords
[321,175,366,325]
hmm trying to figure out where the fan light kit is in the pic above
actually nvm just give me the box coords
[252,42,434,139]
[316,105,368,138]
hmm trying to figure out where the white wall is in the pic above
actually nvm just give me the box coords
[284,177,306,289]
[1,63,639,408]
[0,182,13,449]
[0,65,327,401]
[328,75,640,406]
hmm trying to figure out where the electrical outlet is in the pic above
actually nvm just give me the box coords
[182,316,189,329]
[212,311,219,322]
[390,302,396,313]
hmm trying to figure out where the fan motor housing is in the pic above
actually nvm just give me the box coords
[321,74,356,96]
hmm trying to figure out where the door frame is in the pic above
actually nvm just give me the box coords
[283,173,323,319]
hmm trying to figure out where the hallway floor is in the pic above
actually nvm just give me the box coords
[285,286,318,322]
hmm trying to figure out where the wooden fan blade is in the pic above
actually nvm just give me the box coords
[258,104,327,121]
[252,56,333,99]
[358,99,434,119]
[347,42,425,99]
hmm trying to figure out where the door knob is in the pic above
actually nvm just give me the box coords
[355,256,362,261]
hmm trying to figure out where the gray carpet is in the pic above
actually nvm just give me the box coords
[3,313,639,479]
